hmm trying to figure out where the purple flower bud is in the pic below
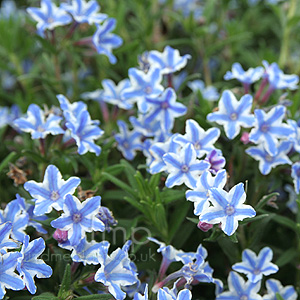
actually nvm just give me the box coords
[205,149,226,175]
[240,132,250,144]
[53,229,68,243]
[98,206,117,232]
[197,221,213,232]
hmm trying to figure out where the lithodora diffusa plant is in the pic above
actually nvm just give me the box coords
[0,0,300,299]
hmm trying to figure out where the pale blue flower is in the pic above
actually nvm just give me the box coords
[0,200,28,242]
[51,194,105,246]
[291,162,300,194]
[204,149,226,175]
[263,279,297,300]
[27,0,72,37]
[24,164,81,216]
[163,143,210,189]
[57,94,87,118]
[115,120,143,160]
[249,105,293,156]
[287,119,300,153]
[81,79,133,110]
[158,286,192,300]
[0,252,25,299]
[0,105,21,129]
[144,87,187,133]
[207,90,255,139]
[186,169,227,216]
[149,134,181,174]
[284,184,298,214]
[148,46,191,75]
[61,0,107,24]
[187,79,219,101]
[0,222,18,254]
[94,241,139,300]
[97,206,117,232]
[217,271,262,300]
[13,104,64,139]
[134,284,148,300]
[121,67,164,113]
[129,115,161,138]
[224,63,264,85]
[16,235,52,294]
[173,0,204,20]
[174,119,220,158]
[245,141,292,175]
[200,183,256,236]
[232,247,279,283]
[92,18,123,64]
[262,60,299,90]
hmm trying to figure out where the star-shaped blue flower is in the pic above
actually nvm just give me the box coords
[158,286,192,300]
[0,252,25,299]
[263,279,297,300]
[291,162,300,194]
[174,119,220,158]
[217,271,262,300]
[232,247,279,283]
[187,79,219,101]
[200,182,256,236]
[27,0,72,37]
[16,235,52,294]
[57,94,87,118]
[148,45,191,75]
[207,90,255,139]
[224,63,264,85]
[144,87,187,133]
[13,104,64,139]
[287,119,300,153]
[121,67,164,113]
[186,169,227,216]
[94,241,139,300]
[51,194,105,246]
[249,105,293,156]
[24,164,81,216]
[61,0,107,24]
[115,120,143,160]
[92,18,123,64]
[163,143,210,189]
[0,222,18,254]
[245,141,292,175]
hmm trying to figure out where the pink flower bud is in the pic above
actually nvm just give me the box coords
[53,229,68,243]
[197,221,213,232]
[240,132,250,144]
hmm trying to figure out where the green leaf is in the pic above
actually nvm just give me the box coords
[229,232,238,243]
[275,293,285,300]
[0,151,17,173]
[58,264,71,298]
[32,293,58,300]
[76,294,112,300]
[270,213,297,231]
[255,192,279,211]
[186,217,199,224]
[240,214,269,226]
[275,248,298,267]
[204,228,222,242]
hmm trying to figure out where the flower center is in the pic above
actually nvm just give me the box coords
[50,191,60,201]
[240,295,248,300]
[144,86,152,94]
[261,124,269,132]
[37,125,45,132]
[47,17,54,23]
[253,268,260,275]
[123,141,129,149]
[225,205,235,216]
[265,154,273,162]
[72,213,82,223]
[230,112,238,121]
[181,164,189,173]
[194,142,201,150]
[161,101,169,109]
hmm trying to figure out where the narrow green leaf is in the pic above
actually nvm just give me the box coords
[229,233,238,243]
[58,264,71,298]
[186,217,199,224]
[204,229,222,242]
[0,151,17,173]
[76,294,112,300]
[275,293,285,300]
[32,292,58,300]
[255,192,279,211]
[275,248,297,267]
[240,214,269,226]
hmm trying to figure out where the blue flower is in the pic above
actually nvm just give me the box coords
[115,120,143,160]
[121,67,164,113]
[82,79,133,110]
[148,46,191,75]
[217,271,262,300]
[16,235,52,294]
[149,134,181,174]
[224,63,264,85]
[144,87,187,133]
[129,115,161,138]
[284,184,298,214]
[287,119,300,153]
[263,279,297,300]
[61,0,107,24]
[51,194,105,246]
[187,79,219,101]
[71,238,108,265]
[92,18,123,64]
[173,0,204,20]
[158,286,192,300]
[27,0,72,37]
[207,90,255,139]
[291,162,300,194]
[249,105,294,156]
[246,141,292,175]
[0,252,25,299]
[163,143,210,189]
[262,60,299,90]
[186,169,227,216]
[97,206,117,232]
[174,119,220,158]
[24,164,81,216]
[200,182,256,236]
[0,199,28,242]
[0,222,18,254]
[94,241,139,300]
[0,105,21,129]
[57,94,87,118]
[13,104,64,139]
[134,284,148,300]
[204,149,226,175]
[232,247,279,283]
